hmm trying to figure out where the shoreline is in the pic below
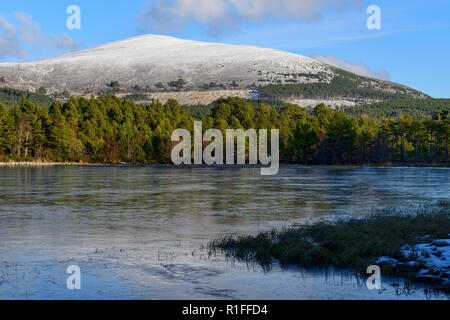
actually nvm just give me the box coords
[209,202,450,292]
[0,162,95,166]
[0,162,448,168]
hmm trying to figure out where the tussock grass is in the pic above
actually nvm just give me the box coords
[209,201,450,283]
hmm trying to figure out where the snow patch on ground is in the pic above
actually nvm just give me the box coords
[0,34,330,95]
[377,237,450,285]
[376,256,401,266]
[287,98,358,108]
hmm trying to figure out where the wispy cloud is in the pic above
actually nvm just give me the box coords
[0,15,26,59]
[0,13,79,61]
[50,33,79,51]
[136,0,362,36]
[311,54,391,80]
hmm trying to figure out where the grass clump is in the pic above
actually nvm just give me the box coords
[209,201,450,284]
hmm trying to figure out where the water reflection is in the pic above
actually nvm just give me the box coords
[0,166,448,299]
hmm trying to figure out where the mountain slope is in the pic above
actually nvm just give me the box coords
[0,34,427,104]
[0,87,54,108]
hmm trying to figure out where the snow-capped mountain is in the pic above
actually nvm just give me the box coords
[0,34,426,105]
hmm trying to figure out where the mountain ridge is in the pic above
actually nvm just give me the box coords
[0,34,428,105]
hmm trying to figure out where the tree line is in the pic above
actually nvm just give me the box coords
[0,87,54,108]
[0,95,448,165]
[343,98,450,120]
[201,98,448,165]
[258,69,426,101]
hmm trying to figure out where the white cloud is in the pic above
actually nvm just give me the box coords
[311,54,391,80]
[14,12,42,44]
[0,15,26,59]
[137,0,362,35]
[229,0,362,20]
[0,13,79,61]
[51,33,79,51]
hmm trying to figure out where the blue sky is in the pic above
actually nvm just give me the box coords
[0,0,449,97]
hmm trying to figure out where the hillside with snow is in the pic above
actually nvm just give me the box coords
[0,34,427,105]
